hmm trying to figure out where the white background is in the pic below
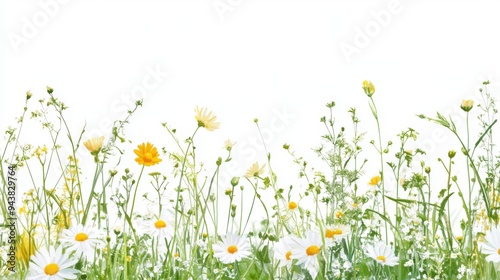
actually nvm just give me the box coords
[1,0,500,225]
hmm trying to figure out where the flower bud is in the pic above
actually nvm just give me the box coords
[448,150,456,159]
[460,99,474,112]
[231,177,239,187]
[362,80,375,97]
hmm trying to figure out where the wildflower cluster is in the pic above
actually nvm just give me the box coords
[0,81,499,279]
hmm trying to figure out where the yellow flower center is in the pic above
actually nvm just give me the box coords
[306,245,320,256]
[144,152,153,162]
[335,211,343,219]
[227,245,238,254]
[497,249,500,255]
[75,232,88,242]
[44,263,59,276]
[285,251,292,261]
[155,219,167,229]
[352,202,358,208]
[377,255,386,262]
[288,201,297,210]
[325,229,343,238]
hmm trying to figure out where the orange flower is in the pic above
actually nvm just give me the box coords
[134,142,162,166]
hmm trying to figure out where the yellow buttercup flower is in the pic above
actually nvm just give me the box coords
[368,175,381,186]
[460,99,474,112]
[362,80,375,97]
[195,106,220,131]
[134,142,162,166]
[83,136,105,154]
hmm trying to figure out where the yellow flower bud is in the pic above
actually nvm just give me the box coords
[460,99,474,112]
[362,80,375,97]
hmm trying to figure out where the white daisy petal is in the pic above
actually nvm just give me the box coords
[364,242,399,267]
[28,245,80,280]
[289,230,322,279]
[212,232,251,264]
[480,225,500,263]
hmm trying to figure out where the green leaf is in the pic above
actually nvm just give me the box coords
[475,119,497,149]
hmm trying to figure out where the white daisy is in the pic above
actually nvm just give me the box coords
[142,213,175,242]
[212,232,252,264]
[480,224,500,262]
[289,230,323,279]
[60,224,104,261]
[324,224,351,246]
[273,235,294,268]
[28,245,79,280]
[364,242,399,266]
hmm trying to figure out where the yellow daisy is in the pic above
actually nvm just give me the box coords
[244,162,266,178]
[134,142,162,166]
[83,136,105,154]
[195,106,220,131]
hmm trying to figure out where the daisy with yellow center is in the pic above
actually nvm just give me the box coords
[324,224,350,246]
[289,231,323,279]
[368,175,381,186]
[60,224,104,261]
[142,213,174,242]
[364,242,399,266]
[245,162,266,178]
[273,235,294,268]
[479,224,500,262]
[83,136,105,154]
[28,246,79,279]
[134,142,162,166]
[212,232,251,264]
[195,106,220,131]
